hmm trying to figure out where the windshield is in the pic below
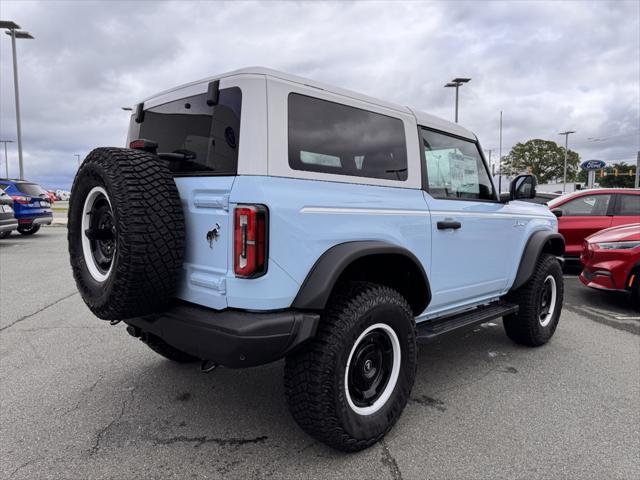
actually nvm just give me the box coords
[132,87,242,176]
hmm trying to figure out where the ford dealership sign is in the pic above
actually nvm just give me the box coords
[581,159,606,170]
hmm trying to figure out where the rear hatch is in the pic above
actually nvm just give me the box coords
[128,86,242,310]
[13,183,51,215]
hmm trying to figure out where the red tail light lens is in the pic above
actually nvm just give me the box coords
[234,205,268,278]
[11,195,29,204]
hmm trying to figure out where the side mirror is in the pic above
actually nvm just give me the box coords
[510,174,537,200]
[552,209,563,218]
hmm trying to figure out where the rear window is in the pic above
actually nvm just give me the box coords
[16,183,46,196]
[136,87,242,175]
[288,93,408,181]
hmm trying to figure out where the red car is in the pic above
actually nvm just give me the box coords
[580,223,640,308]
[46,190,56,204]
[548,188,640,258]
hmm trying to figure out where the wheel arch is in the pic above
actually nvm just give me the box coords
[511,230,565,291]
[291,241,431,316]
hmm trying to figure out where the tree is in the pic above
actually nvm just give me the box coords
[501,139,580,184]
[598,162,636,188]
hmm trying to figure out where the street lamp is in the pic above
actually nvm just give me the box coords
[559,130,576,193]
[1,20,34,180]
[444,77,471,123]
[0,139,14,177]
[74,154,81,165]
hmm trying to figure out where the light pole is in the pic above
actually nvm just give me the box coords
[559,131,576,193]
[74,154,81,165]
[444,77,471,123]
[1,21,34,180]
[0,140,13,177]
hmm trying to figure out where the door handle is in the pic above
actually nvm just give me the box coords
[437,220,462,230]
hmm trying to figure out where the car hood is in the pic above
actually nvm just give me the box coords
[586,223,640,243]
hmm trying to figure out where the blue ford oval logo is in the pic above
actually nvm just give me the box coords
[580,159,606,170]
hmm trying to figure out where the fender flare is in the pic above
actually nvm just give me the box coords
[512,231,565,290]
[292,241,431,313]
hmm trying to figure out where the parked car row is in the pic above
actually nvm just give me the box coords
[548,188,640,309]
[0,178,53,238]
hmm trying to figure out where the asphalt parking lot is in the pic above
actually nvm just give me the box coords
[1,227,639,480]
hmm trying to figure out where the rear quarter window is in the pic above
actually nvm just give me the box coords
[288,93,408,181]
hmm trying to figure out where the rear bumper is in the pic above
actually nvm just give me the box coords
[125,303,320,368]
[0,217,18,232]
[18,213,53,226]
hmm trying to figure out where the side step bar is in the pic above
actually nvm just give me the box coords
[416,302,519,344]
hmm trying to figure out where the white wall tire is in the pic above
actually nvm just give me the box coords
[68,148,185,320]
[504,254,563,346]
[345,323,401,416]
[81,186,115,283]
[284,282,417,452]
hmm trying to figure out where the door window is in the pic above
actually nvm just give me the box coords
[561,194,611,216]
[420,128,494,200]
[615,194,640,216]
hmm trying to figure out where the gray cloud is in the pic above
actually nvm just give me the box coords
[0,0,638,189]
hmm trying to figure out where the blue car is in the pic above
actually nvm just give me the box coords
[0,178,53,236]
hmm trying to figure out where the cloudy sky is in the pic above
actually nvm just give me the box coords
[0,0,638,189]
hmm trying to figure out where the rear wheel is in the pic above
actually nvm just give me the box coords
[18,223,40,235]
[504,253,563,346]
[0,231,10,239]
[284,282,416,452]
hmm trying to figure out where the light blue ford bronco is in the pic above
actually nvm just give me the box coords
[68,67,564,452]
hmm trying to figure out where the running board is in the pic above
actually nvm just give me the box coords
[416,302,519,344]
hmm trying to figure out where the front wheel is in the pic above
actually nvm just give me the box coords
[284,282,416,452]
[504,253,563,346]
[18,223,40,235]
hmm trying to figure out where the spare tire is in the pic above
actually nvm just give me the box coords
[68,147,185,320]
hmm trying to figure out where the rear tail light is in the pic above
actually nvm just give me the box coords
[11,195,28,204]
[234,205,268,278]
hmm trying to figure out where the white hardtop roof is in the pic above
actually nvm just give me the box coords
[143,66,476,140]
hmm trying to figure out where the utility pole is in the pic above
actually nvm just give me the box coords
[559,131,576,193]
[1,21,34,180]
[75,154,81,165]
[444,78,471,123]
[498,111,503,193]
[0,140,13,178]
[635,151,639,189]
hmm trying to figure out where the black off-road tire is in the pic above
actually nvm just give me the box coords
[68,147,185,320]
[0,231,11,239]
[284,282,417,452]
[18,223,40,235]
[504,253,563,346]
[142,333,199,363]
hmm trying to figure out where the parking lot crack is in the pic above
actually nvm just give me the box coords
[89,383,136,455]
[0,291,78,333]
[380,440,402,480]
[64,374,105,417]
[152,435,268,448]
[9,458,37,479]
